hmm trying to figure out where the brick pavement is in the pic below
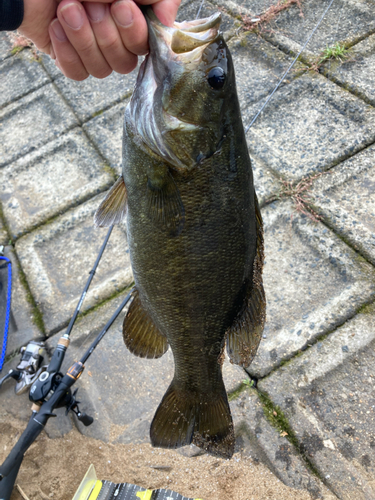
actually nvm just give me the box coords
[1,1,375,498]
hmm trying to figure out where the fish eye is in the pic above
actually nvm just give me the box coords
[207,67,226,90]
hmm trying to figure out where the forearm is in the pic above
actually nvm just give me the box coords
[0,0,24,31]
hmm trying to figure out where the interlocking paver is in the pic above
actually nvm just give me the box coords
[259,302,375,499]
[0,218,7,245]
[46,293,247,443]
[15,195,132,335]
[247,199,375,378]
[83,101,128,174]
[0,128,114,239]
[0,32,12,61]
[323,33,375,107]
[310,144,375,267]
[255,0,375,61]
[177,0,239,33]
[231,388,335,499]
[211,0,277,18]
[1,246,43,355]
[229,31,305,114]
[0,83,78,168]
[40,52,63,80]
[244,72,375,180]
[0,50,50,109]
[54,71,138,123]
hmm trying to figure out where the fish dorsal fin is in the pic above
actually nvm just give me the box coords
[146,169,185,236]
[226,192,266,367]
[94,176,127,227]
[123,288,169,359]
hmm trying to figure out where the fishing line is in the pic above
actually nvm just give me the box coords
[245,0,336,132]
[195,0,206,20]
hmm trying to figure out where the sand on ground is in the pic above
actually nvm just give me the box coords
[0,412,313,500]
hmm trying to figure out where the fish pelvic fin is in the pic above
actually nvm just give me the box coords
[226,191,266,367]
[146,169,185,236]
[94,176,127,227]
[123,288,169,358]
[150,380,235,459]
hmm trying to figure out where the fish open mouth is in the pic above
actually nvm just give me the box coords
[145,8,221,55]
[128,8,224,171]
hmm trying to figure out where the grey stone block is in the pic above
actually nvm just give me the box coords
[245,72,375,180]
[323,34,375,107]
[211,0,278,18]
[0,128,114,239]
[258,302,375,499]
[0,32,12,61]
[40,52,62,80]
[45,293,245,443]
[15,195,133,335]
[310,144,375,267]
[0,219,8,245]
[247,199,375,378]
[230,388,335,499]
[0,354,73,438]
[257,0,375,61]
[83,101,128,175]
[0,84,78,168]
[177,0,240,34]
[0,50,50,109]
[250,153,280,207]
[54,70,138,123]
[1,246,43,356]
[229,31,306,115]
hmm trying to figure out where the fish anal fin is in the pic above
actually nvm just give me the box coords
[146,169,185,236]
[123,288,168,359]
[94,176,127,227]
[150,380,235,459]
[226,192,266,367]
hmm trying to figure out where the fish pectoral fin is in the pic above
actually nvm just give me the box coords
[150,380,235,459]
[123,288,168,359]
[146,169,185,236]
[226,192,266,367]
[94,176,127,227]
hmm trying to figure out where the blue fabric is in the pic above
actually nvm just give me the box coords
[0,256,11,371]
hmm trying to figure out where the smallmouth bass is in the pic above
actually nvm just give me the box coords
[95,8,266,459]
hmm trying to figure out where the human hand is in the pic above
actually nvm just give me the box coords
[49,0,181,80]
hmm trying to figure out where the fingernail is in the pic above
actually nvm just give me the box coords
[112,1,133,28]
[60,3,84,30]
[85,2,106,23]
[51,19,67,41]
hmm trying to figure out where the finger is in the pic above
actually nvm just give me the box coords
[84,2,138,73]
[136,0,181,26]
[110,0,149,56]
[57,0,112,79]
[49,19,89,80]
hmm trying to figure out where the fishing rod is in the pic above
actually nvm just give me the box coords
[0,225,114,394]
[0,288,134,500]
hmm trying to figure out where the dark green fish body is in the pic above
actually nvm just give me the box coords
[95,9,265,459]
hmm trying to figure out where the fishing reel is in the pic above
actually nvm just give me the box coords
[0,340,46,394]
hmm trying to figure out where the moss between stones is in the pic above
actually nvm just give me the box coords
[16,259,46,335]
[228,378,255,401]
[256,387,324,479]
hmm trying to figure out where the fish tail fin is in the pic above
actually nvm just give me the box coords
[150,379,235,459]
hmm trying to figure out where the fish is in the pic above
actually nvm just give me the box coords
[94,7,266,459]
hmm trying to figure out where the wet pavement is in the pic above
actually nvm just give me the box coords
[1,0,375,498]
